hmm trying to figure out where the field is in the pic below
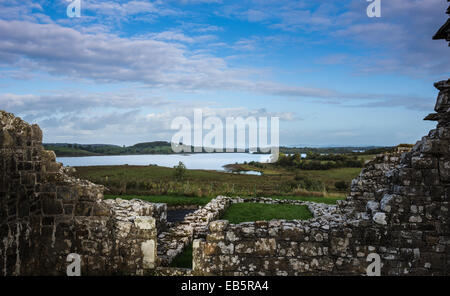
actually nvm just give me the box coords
[221,203,313,224]
[74,164,360,197]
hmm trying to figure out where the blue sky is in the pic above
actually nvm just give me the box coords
[0,0,449,146]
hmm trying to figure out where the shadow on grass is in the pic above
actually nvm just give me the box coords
[169,244,193,269]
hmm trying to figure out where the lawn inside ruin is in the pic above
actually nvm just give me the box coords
[220,203,313,224]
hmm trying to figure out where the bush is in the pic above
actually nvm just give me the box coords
[335,181,349,191]
[173,161,187,181]
[292,174,325,191]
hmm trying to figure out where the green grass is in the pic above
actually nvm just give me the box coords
[293,167,361,189]
[169,244,193,269]
[104,194,212,206]
[224,164,361,191]
[359,154,377,162]
[221,203,313,224]
[75,164,361,197]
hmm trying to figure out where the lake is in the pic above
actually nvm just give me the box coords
[57,153,273,171]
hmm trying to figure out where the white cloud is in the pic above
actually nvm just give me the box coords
[216,0,450,76]
[0,19,433,109]
[83,0,178,17]
[33,103,296,144]
[0,92,172,117]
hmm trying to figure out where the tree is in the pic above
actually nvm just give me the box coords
[173,161,187,181]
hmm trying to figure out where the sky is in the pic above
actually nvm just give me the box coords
[0,0,449,147]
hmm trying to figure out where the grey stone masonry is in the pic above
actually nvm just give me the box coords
[0,111,162,275]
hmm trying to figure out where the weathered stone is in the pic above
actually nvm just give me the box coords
[380,194,394,213]
[254,238,276,256]
[372,212,387,225]
[209,220,229,232]
[0,111,161,275]
[366,201,379,213]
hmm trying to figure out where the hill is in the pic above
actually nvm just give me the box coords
[43,141,173,157]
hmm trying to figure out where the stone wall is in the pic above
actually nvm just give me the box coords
[0,111,165,275]
[192,80,450,276]
[157,195,232,266]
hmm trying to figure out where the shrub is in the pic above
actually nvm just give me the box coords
[294,175,325,191]
[335,181,350,191]
[173,161,187,181]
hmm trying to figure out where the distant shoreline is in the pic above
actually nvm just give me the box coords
[54,151,271,158]
[45,142,391,158]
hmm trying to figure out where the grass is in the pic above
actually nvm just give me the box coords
[169,244,193,269]
[292,167,361,189]
[226,164,361,191]
[358,154,377,162]
[74,164,361,197]
[104,194,212,206]
[220,203,313,224]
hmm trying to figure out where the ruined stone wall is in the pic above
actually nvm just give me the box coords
[158,195,232,266]
[344,153,401,217]
[192,80,450,276]
[0,111,165,275]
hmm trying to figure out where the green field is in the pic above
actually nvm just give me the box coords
[221,203,313,224]
[226,163,361,190]
[74,164,358,197]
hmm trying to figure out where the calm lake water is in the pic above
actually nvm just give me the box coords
[57,153,273,171]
